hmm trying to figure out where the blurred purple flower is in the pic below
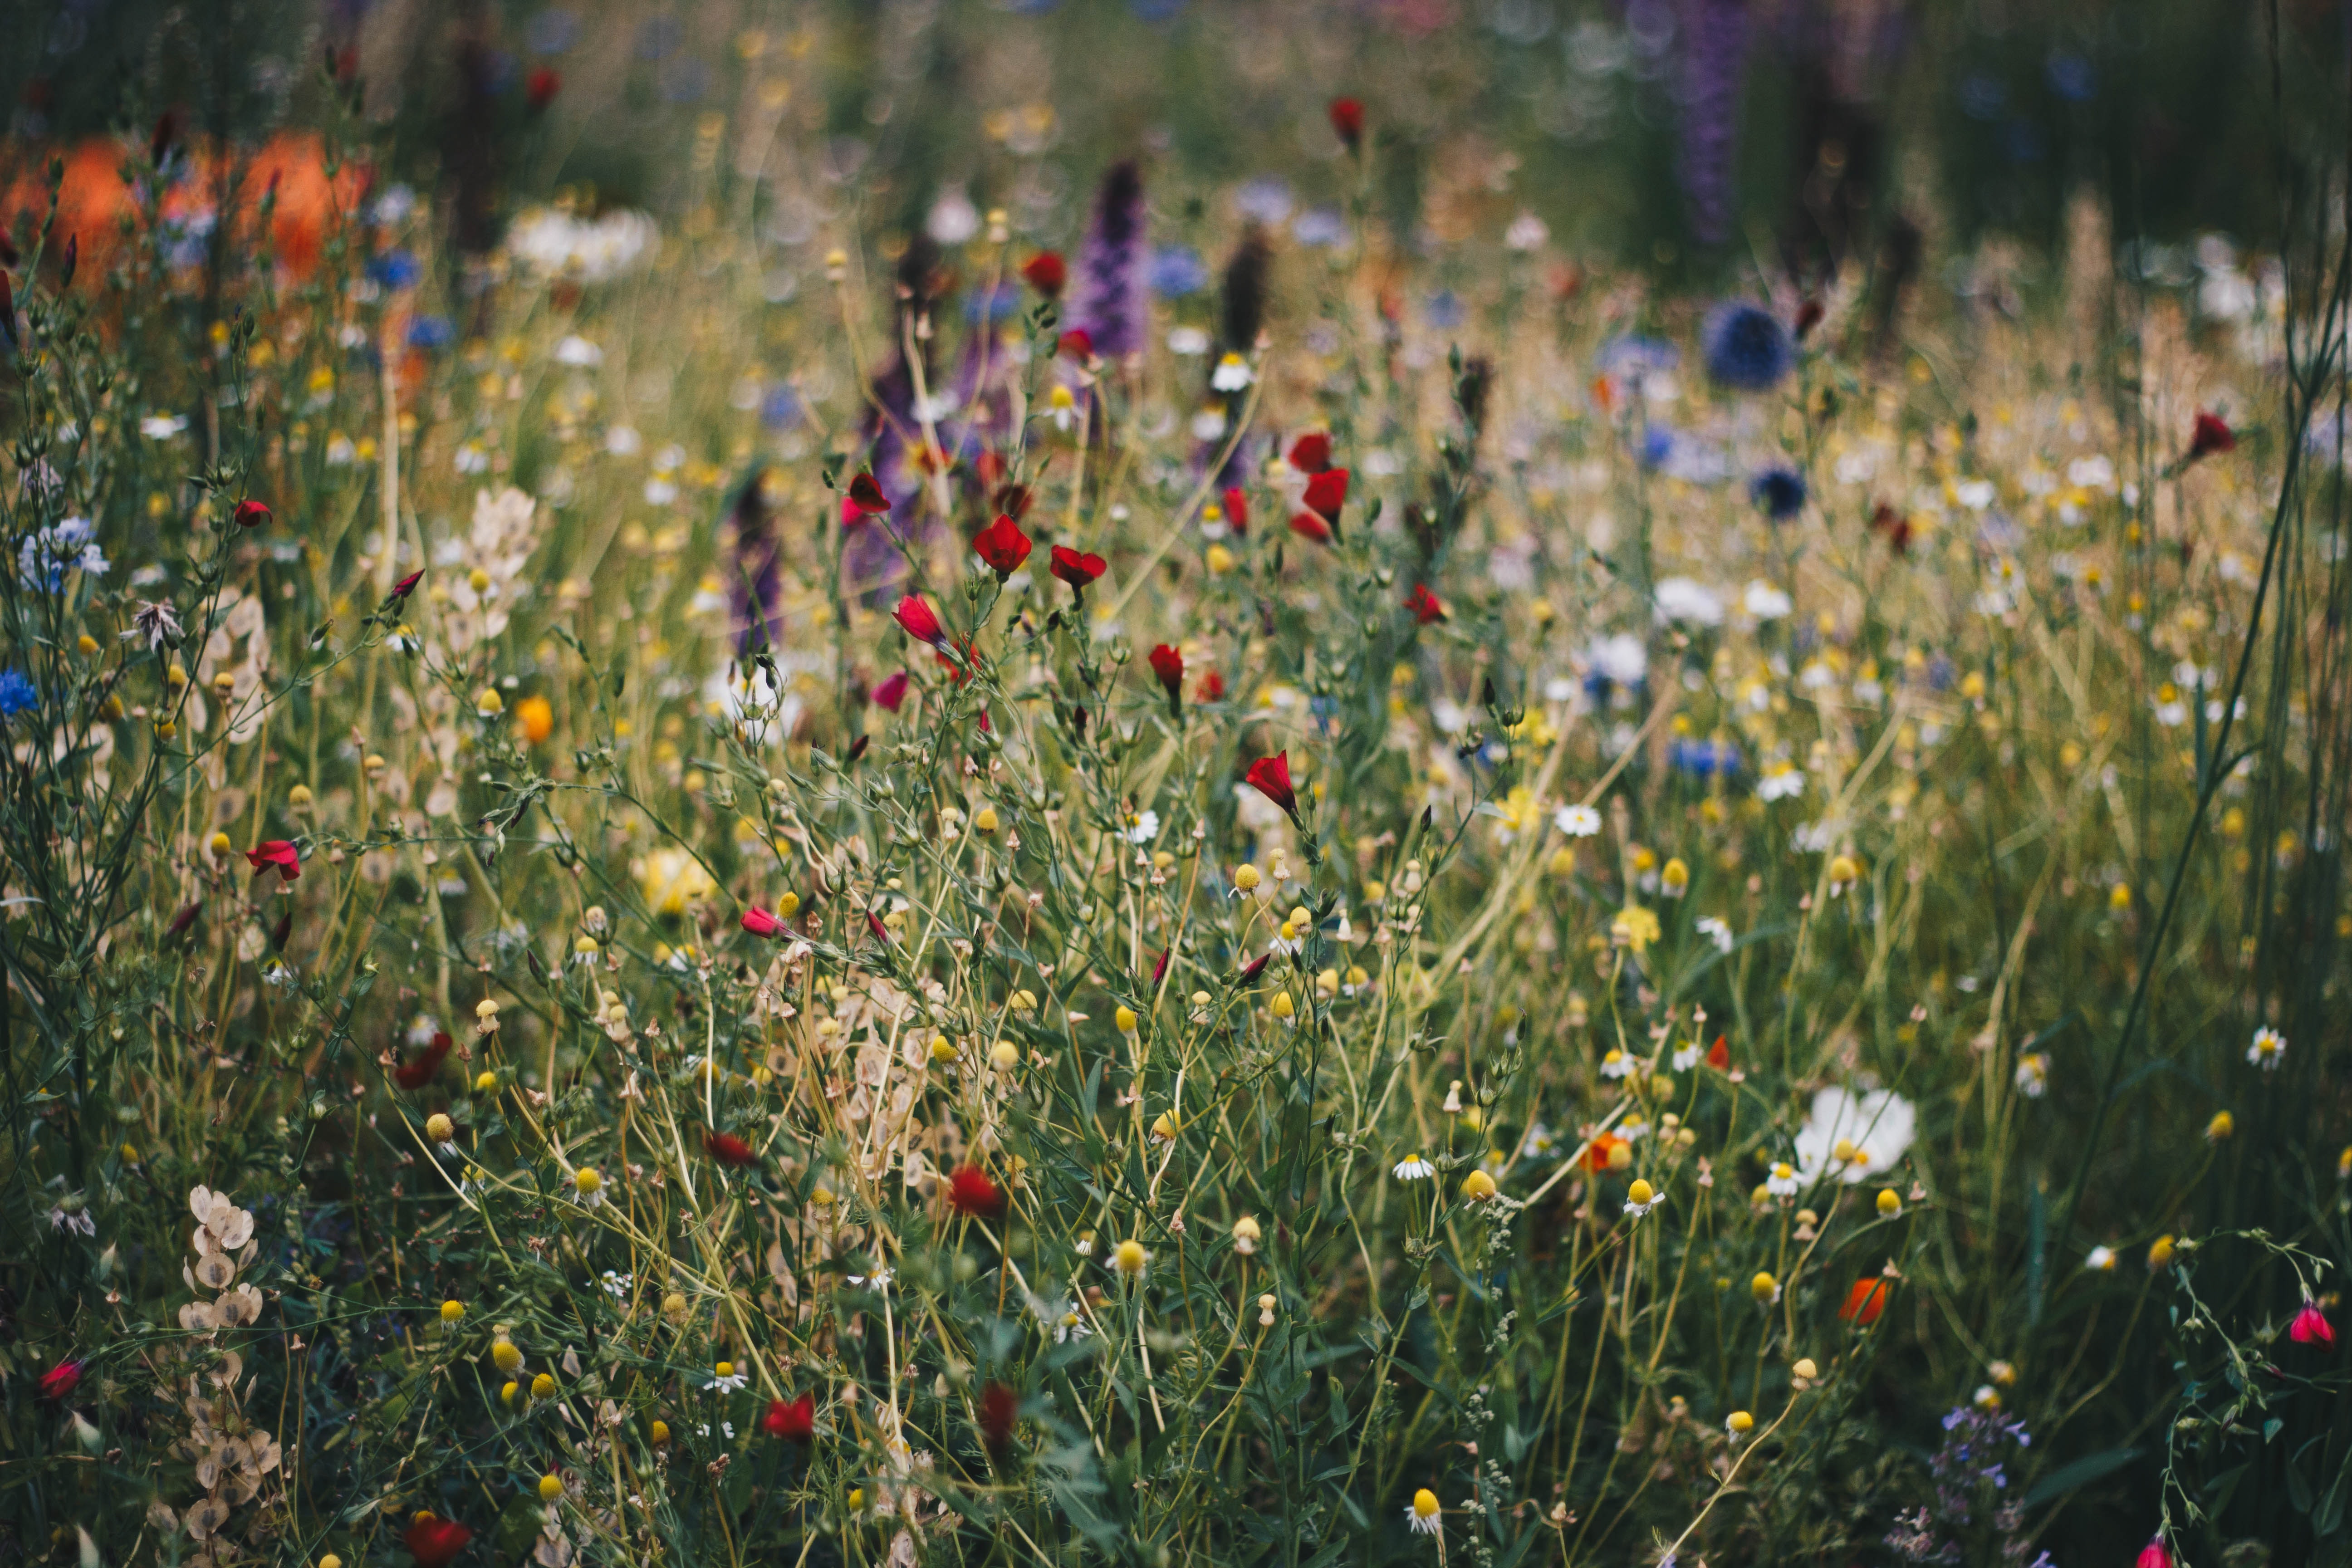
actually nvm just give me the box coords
[1070,161,1149,360]
[1674,0,1749,247]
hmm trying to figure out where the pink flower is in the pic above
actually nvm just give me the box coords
[892,594,946,647]
[2136,1536,2174,1568]
[245,840,301,882]
[741,906,785,939]
[39,1359,84,1401]
[872,671,911,712]
[2293,1298,2336,1348]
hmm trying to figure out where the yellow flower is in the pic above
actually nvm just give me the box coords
[1876,1189,1902,1217]
[491,1339,523,1373]
[515,695,554,745]
[1751,1272,1779,1304]
[425,1112,454,1143]
[2205,1110,2234,1142]
[538,1474,564,1502]
[440,1300,466,1323]
[531,1372,556,1399]
[1113,1239,1148,1278]
[1461,1170,1497,1202]
[1726,1410,1754,1435]
[2147,1234,2176,1270]
[1611,905,1661,955]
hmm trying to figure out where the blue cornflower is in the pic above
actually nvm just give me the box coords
[1668,738,1741,779]
[1425,291,1465,329]
[1147,245,1208,299]
[1751,466,1807,521]
[18,517,108,590]
[407,315,456,350]
[0,669,35,719]
[1700,302,1794,392]
[760,385,803,433]
[368,249,421,290]
[1234,177,1294,226]
[1640,426,1677,470]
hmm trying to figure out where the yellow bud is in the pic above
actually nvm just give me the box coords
[1607,1141,1633,1171]
[1626,1179,1655,1206]
[1792,1358,1818,1381]
[76,633,98,655]
[1751,1272,1779,1303]
[530,1372,555,1399]
[425,1113,453,1143]
[500,1381,519,1405]
[476,688,505,715]
[321,1556,345,1568]
[2148,1234,2176,1269]
[1113,1239,1148,1276]
[847,1487,865,1512]
[1150,1110,1182,1142]
[650,1420,670,1444]
[929,1036,960,1063]
[990,1041,1020,1071]
[573,1167,603,1196]
[440,1300,465,1323]
[1461,1169,1497,1202]
[538,1474,564,1502]
[167,662,190,689]
[209,831,232,856]
[1727,1410,1754,1434]
[1832,1138,1858,1163]
[1234,863,1261,892]
[289,783,313,807]
[2206,1111,2234,1142]
[2109,884,2132,911]
[1115,1005,1138,1033]
[974,806,999,834]
[778,891,801,916]
[491,1340,523,1373]
[1270,991,1295,1020]
[475,1071,498,1093]
[715,1361,735,1378]
[1876,1189,1902,1217]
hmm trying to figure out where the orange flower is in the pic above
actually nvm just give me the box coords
[514,695,554,745]
[1583,1133,1627,1175]
[1839,1278,1891,1327]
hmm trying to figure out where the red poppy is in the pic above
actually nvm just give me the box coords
[741,907,785,939]
[1705,1035,1730,1071]
[978,1381,1019,1451]
[1328,97,1365,151]
[234,498,271,529]
[892,594,946,647]
[1049,546,1107,596]
[403,1513,473,1568]
[39,1359,83,1401]
[872,671,911,712]
[762,1392,816,1441]
[1220,485,1250,534]
[1196,671,1226,703]
[1245,752,1298,819]
[1057,328,1094,361]
[847,472,891,516]
[391,569,425,599]
[1147,644,1184,706]
[1289,510,1333,544]
[526,68,561,111]
[1303,467,1349,524]
[972,514,1032,578]
[394,1032,453,1090]
[1867,502,1912,557]
[946,1165,1004,1219]
[1839,1278,1891,1327]
[2188,411,2236,462]
[1288,433,1333,474]
[2293,1298,2337,1348]
[1020,252,1066,296]
[705,1131,757,1166]
[245,840,301,882]
[1405,583,1445,624]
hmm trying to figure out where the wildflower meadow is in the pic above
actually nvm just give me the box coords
[1,4,2348,1566]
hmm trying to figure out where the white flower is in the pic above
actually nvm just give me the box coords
[1167,326,1210,357]
[506,206,656,283]
[1599,1050,1635,1080]
[1392,1154,1435,1181]
[1955,478,1996,511]
[1585,633,1648,687]
[1210,353,1254,392]
[2014,1053,2049,1098]
[48,1205,96,1237]
[1764,1162,1801,1198]
[1518,1123,1558,1160]
[2085,1245,2117,1271]
[1791,1086,1917,1186]
[1653,576,1724,627]
[1123,809,1161,845]
[1555,804,1602,838]
[1671,1044,1700,1072]
[1757,765,1806,803]
[606,424,642,456]
[704,1365,750,1393]
[140,413,189,439]
[1504,210,1550,251]
[847,1267,894,1291]
[1406,1490,1444,1536]
[926,186,980,245]
[1696,916,1735,953]
[601,1270,633,1299]
[1743,580,1793,620]
[407,1013,443,1046]
[554,334,603,367]
[1622,1186,1664,1219]
[2248,1026,2286,1071]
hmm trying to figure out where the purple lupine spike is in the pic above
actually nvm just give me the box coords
[1070,160,1148,361]
[727,469,784,656]
[1676,0,1750,248]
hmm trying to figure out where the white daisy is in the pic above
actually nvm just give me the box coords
[1696,916,1735,953]
[2014,1053,2049,1098]
[1210,353,1254,392]
[1124,809,1161,845]
[1671,1043,1701,1072]
[1764,1162,1801,1198]
[2248,1027,2286,1071]
[1392,1154,1435,1181]
[1622,1180,1664,1219]
[847,1267,894,1291]
[1599,1050,1635,1080]
[1406,1489,1443,1537]
[704,1362,749,1394]
[2085,1245,2117,1271]
[1555,804,1602,838]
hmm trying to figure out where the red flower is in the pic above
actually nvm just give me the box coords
[1582,1133,1627,1175]
[2293,1298,2337,1348]
[1793,299,1824,339]
[1288,432,1333,474]
[1705,1035,1730,1071]
[1245,751,1298,819]
[403,1513,473,1568]
[1328,97,1365,151]
[1303,467,1349,524]
[1020,252,1066,296]
[995,483,1034,519]
[705,1131,757,1167]
[233,498,271,529]
[1057,328,1094,361]
[865,910,891,944]
[1196,670,1226,703]
[526,68,561,111]
[2136,1538,2175,1568]
[1147,644,1184,706]
[394,1032,453,1090]
[1049,546,1107,596]
[1220,485,1250,535]
[2188,410,2236,462]
[1839,1278,1891,1327]
[872,671,910,712]
[892,594,946,647]
[1405,583,1446,624]
[978,1381,1019,1451]
[1868,502,1913,557]
[847,471,891,517]
[39,1359,83,1401]
[245,840,301,882]
[1236,952,1272,984]
[741,906,785,939]
[762,1392,816,1441]
[1288,510,1333,544]
[972,514,1033,578]
[946,1165,1004,1219]
[391,569,424,599]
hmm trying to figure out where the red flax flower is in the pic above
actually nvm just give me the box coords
[762,1392,816,1441]
[1839,1278,1891,1327]
[1245,751,1299,821]
[892,594,946,647]
[1303,468,1349,524]
[1057,328,1094,361]
[1405,583,1446,624]
[946,1165,1004,1219]
[846,471,891,518]
[1221,485,1250,535]
[1236,952,1272,984]
[39,1359,84,1401]
[2187,410,2236,463]
[705,1131,757,1167]
[233,498,271,529]
[526,68,561,111]
[404,1512,473,1568]
[872,671,911,712]
[1049,546,1106,597]
[972,514,1032,578]
[391,569,425,599]
[742,906,786,938]
[1147,644,1184,711]
[978,1381,1019,1452]
[2136,1538,2175,1568]
[246,840,301,882]
[394,1032,454,1090]
[2293,1298,2337,1348]
[1288,432,1333,474]
[1328,97,1365,152]
[1196,671,1226,703]
[1868,502,1913,557]
[1582,1132,1627,1175]
[1020,252,1067,297]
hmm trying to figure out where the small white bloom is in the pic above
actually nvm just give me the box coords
[1123,809,1161,845]
[140,413,189,440]
[847,1267,894,1291]
[1695,915,1734,953]
[705,1365,750,1393]
[2014,1053,2050,1098]
[1392,1154,1435,1181]
[1623,1189,1664,1220]
[1743,580,1793,620]
[2085,1245,2117,1271]
[602,1270,633,1300]
[2248,1026,2286,1071]
[1671,1044,1700,1072]
[1210,353,1254,392]
[554,334,603,367]
[1599,1050,1635,1080]
[1764,1162,1801,1198]
[1555,804,1602,838]
[1757,766,1806,803]
[1167,326,1210,357]
[1406,1490,1444,1536]
[1504,210,1549,251]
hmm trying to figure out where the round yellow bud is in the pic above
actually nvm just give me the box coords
[1150,1110,1182,1142]
[320,1556,344,1568]
[475,998,500,1020]
[209,830,232,856]
[1751,1272,1779,1304]
[75,633,98,656]
[1626,1179,1655,1207]
[530,1372,556,1399]
[847,1487,865,1512]
[1234,863,1261,892]
[166,662,190,690]
[500,1381,519,1405]
[538,1474,564,1502]
[288,783,313,808]
[1232,1215,1261,1248]
[1827,854,1861,884]
[650,1420,670,1445]
[2148,1235,2176,1269]
[2109,884,2132,911]
[1876,1189,1902,1217]
[1461,1169,1497,1202]
[714,1361,735,1379]
[573,1167,603,1196]
[928,1035,960,1064]
[990,1041,1020,1071]
[425,1112,454,1143]
[1726,1410,1754,1434]
[1607,1140,1634,1171]
[1115,1005,1138,1033]
[491,1339,523,1373]
[2206,1111,2235,1142]
[1257,1292,1277,1312]
[974,806,999,834]
[1112,1239,1148,1277]
[663,1291,688,1318]
[1792,1358,1818,1382]
[1270,991,1295,1019]
[475,1071,498,1093]
[440,1300,465,1323]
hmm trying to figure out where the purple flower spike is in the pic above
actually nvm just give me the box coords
[1071,160,1149,362]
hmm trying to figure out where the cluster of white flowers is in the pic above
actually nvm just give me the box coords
[506,206,658,282]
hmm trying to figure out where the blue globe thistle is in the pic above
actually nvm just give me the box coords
[1701,302,1794,392]
[407,314,456,350]
[0,668,35,720]
[1751,466,1807,521]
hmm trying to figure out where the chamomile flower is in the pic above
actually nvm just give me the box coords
[847,1267,894,1291]
[1392,1152,1436,1181]
[1555,804,1602,837]
[2084,1245,2117,1272]
[2014,1053,2050,1098]
[2248,1026,2286,1071]
[1696,915,1735,953]
[1406,1489,1443,1536]
[1671,1042,1701,1072]
[1211,353,1254,392]
[1764,1162,1801,1198]
[705,1361,750,1394]
[1599,1050,1635,1080]
[1123,808,1161,845]
[601,1271,633,1300]
[1623,1179,1664,1219]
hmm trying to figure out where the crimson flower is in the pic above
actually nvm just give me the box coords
[1405,583,1446,624]
[1245,752,1299,821]
[892,594,946,647]
[972,514,1033,578]
[1237,952,1273,984]
[1288,432,1333,474]
[1328,97,1365,151]
[1288,511,1333,544]
[865,910,891,944]
[1302,467,1349,524]
[1196,671,1226,703]
[1705,1035,1730,1070]
[1147,644,1184,709]
[978,1381,1019,1451]
[245,840,301,882]
[705,1131,757,1167]
[847,472,891,517]
[741,906,785,939]
[2136,1538,2175,1568]
[2293,1298,2337,1348]
[1049,546,1107,597]
[1838,1278,1891,1327]
[1057,328,1094,361]
[39,1359,83,1401]
[391,569,425,599]
[2188,410,2236,462]
[1868,502,1913,557]
[167,900,202,936]
[403,1513,474,1568]
[994,482,1034,520]
[1793,299,1824,339]
[946,1165,1004,1219]
[394,1032,454,1090]
[763,1392,816,1441]
[1151,947,1170,986]
[1020,252,1067,296]
[526,68,561,111]
[1220,485,1250,534]
[233,499,271,529]
[872,671,910,712]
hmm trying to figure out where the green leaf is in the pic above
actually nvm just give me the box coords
[2021,1446,2142,1508]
